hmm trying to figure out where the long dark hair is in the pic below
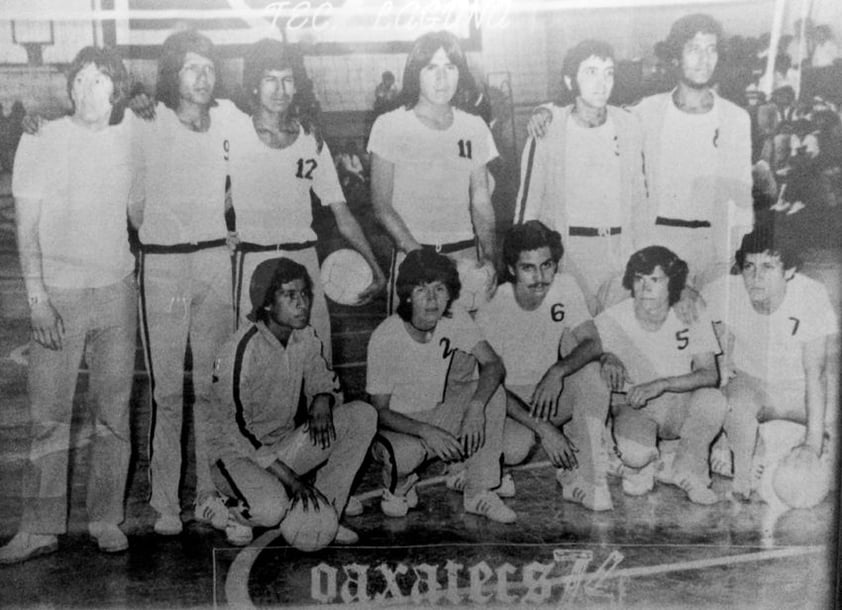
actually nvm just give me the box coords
[156,29,220,111]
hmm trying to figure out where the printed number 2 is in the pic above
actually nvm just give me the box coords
[457,139,472,159]
[675,329,689,350]
[551,303,565,322]
[789,316,800,336]
[440,337,456,359]
[296,158,318,179]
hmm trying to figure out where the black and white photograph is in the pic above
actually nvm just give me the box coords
[0,0,840,607]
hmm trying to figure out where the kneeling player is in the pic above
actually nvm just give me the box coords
[704,227,838,502]
[596,246,726,504]
[206,258,376,545]
[476,221,612,510]
[366,249,516,523]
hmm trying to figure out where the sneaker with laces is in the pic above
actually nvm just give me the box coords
[88,522,128,553]
[195,494,228,530]
[464,491,517,523]
[0,532,59,564]
[447,470,516,498]
[154,513,183,536]
[333,525,359,545]
[381,489,411,517]
[604,444,625,478]
[344,496,364,517]
[555,470,613,511]
[710,434,734,478]
[675,475,719,505]
[224,516,253,546]
[622,462,655,496]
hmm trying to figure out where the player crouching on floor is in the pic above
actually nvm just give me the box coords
[595,246,726,504]
[366,249,516,523]
[703,227,838,505]
[205,258,376,546]
[475,221,612,511]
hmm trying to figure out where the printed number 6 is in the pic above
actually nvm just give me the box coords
[551,303,565,322]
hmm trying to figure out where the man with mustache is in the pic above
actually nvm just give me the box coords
[475,221,612,511]
[633,13,753,290]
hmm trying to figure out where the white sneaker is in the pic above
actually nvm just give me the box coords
[195,495,228,530]
[464,491,517,523]
[556,470,613,511]
[0,532,58,564]
[674,475,719,505]
[225,518,253,547]
[344,496,364,517]
[622,462,655,497]
[710,434,734,478]
[447,470,516,498]
[88,522,128,553]
[333,525,359,545]
[154,513,183,536]
[381,489,411,517]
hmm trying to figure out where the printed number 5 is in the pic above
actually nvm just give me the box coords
[675,328,689,350]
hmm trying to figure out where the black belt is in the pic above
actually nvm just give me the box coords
[420,239,475,254]
[238,241,316,253]
[142,239,227,254]
[655,216,711,229]
[569,226,621,237]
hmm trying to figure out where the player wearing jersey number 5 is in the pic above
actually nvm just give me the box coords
[595,246,726,505]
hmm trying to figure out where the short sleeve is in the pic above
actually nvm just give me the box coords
[701,277,729,324]
[312,141,345,206]
[557,274,591,330]
[802,281,839,342]
[688,314,721,356]
[12,133,45,200]
[449,308,484,353]
[367,113,394,160]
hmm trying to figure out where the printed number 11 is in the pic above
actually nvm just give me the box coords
[458,139,472,159]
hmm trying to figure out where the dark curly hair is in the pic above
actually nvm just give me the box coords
[622,246,688,306]
[502,221,564,282]
[395,249,461,322]
[561,39,615,98]
[735,225,801,272]
[664,13,724,63]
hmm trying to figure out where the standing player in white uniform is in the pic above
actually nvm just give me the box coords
[516,40,647,315]
[596,246,726,504]
[366,250,516,523]
[368,30,498,314]
[704,228,838,500]
[1,46,136,564]
[131,30,237,536]
[476,221,612,511]
[229,39,384,361]
[633,14,753,289]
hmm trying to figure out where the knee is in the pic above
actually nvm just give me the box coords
[616,437,658,469]
[503,419,534,466]
[337,401,378,441]
[246,486,287,528]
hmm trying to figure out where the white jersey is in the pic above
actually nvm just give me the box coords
[367,106,497,244]
[704,274,838,391]
[657,100,720,221]
[595,299,720,385]
[132,100,243,245]
[229,124,344,244]
[564,115,623,228]
[476,274,590,387]
[367,309,483,414]
[13,116,135,288]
